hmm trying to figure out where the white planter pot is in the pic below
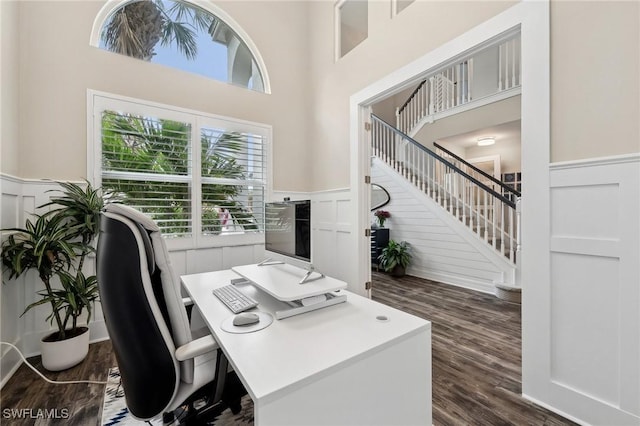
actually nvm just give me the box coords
[41,327,90,371]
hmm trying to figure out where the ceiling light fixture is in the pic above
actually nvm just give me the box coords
[477,137,495,147]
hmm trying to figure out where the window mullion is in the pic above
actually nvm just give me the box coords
[102,170,191,183]
[193,118,203,246]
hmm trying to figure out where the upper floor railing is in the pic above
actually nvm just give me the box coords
[397,31,521,135]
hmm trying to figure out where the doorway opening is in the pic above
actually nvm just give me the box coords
[348,0,550,420]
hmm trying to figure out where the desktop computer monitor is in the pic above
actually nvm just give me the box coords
[264,200,311,270]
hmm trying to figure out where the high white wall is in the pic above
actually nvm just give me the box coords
[0,0,19,176]
[550,1,640,162]
[9,0,312,192]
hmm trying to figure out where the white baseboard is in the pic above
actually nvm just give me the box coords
[406,266,496,295]
[522,394,590,426]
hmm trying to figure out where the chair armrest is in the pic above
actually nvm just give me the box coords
[182,296,193,306]
[175,335,219,361]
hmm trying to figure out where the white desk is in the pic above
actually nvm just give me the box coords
[181,269,432,426]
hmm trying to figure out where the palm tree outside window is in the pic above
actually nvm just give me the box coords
[93,94,269,243]
[99,0,265,92]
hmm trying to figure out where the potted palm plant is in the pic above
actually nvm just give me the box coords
[378,240,412,277]
[1,181,103,371]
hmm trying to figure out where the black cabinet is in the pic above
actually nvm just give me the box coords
[371,227,390,267]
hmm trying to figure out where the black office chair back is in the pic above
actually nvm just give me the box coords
[97,208,179,419]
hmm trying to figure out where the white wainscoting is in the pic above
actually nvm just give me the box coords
[371,158,516,294]
[0,180,353,387]
[0,176,260,386]
[311,189,355,291]
[530,154,639,425]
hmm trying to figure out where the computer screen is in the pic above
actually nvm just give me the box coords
[264,200,311,263]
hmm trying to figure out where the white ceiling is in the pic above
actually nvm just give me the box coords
[437,120,521,148]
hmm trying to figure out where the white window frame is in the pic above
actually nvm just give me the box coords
[334,0,369,61]
[87,89,272,251]
[391,0,415,18]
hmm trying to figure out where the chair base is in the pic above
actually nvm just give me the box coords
[163,371,247,425]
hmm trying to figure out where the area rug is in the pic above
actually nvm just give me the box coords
[101,367,254,425]
[101,368,162,425]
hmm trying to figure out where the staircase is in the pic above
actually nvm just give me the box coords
[370,114,520,265]
[396,31,521,136]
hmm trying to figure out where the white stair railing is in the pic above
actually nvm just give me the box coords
[372,114,520,263]
[433,142,521,204]
[396,32,521,135]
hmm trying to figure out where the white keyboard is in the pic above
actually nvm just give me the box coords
[212,284,259,314]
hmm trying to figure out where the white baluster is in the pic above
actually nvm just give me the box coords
[416,147,420,188]
[492,200,498,249]
[409,97,413,131]
[476,186,481,235]
[509,205,515,261]
[467,58,473,102]
[505,42,510,90]
[498,43,503,91]
[387,127,392,167]
[450,67,454,108]
[484,191,489,241]
[511,38,516,90]
[499,202,505,255]
[469,183,474,232]
[461,175,467,225]
[516,197,521,257]
[420,83,425,119]
[430,78,435,115]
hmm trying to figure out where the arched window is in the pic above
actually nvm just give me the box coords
[90,0,270,93]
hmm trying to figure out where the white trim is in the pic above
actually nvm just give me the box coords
[521,394,589,426]
[391,0,415,18]
[334,0,368,62]
[89,0,271,94]
[550,152,640,170]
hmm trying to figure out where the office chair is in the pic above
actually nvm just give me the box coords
[96,203,245,423]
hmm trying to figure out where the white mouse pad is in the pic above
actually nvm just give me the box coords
[221,311,273,334]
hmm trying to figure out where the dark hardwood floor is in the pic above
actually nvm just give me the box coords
[0,340,115,425]
[371,270,575,425]
[1,273,575,425]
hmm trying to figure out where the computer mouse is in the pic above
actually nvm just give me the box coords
[233,312,260,326]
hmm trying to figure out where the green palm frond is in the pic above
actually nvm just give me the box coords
[101,0,213,62]
[2,181,104,340]
[166,0,214,32]
[161,20,198,60]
